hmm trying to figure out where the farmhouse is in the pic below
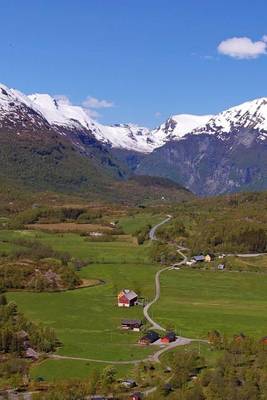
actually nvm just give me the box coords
[217,264,225,270]
[139,330,159,345]
[120,379,137,388]
[121,319,142,332]
[117,290,138,307]
[193,255,205,262]
[261,337,267,345]
[161,331,176,344]
[205,254,215,262]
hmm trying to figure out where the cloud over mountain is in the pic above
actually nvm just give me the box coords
[218,36,267,59]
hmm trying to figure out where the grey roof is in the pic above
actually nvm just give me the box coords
[193,255,205,261]
[123,290,138,300]
[121,319,142,326]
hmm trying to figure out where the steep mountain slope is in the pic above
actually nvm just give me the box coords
[137,98,267,195]
[0,84,192,203]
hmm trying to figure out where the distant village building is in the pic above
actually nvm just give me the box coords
[121,319,142,332]
[25,347,39,360]
[118,290,138,307]
[139,331,159,345]
[205,254,214,263]
[120,379,137,388]
[261,337,267,345]
[193,255,205,263]
[161,331,176,344]
[217,264,225,270]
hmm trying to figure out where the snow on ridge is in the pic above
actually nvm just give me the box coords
[1,82,267,152]
[150,113,213,146]
[192,97,267,136]
[28,93,94,130]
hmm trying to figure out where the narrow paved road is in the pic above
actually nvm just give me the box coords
[149,215,172,240]
[143,266,171,331]
[144,216,188,332]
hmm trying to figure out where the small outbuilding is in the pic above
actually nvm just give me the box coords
[139,331,159,345]
[118,290,138,307]
[25,348,39,360]
[121,319,142,332]
[161,331,176,344]
[120,379,137,388]
[217,264,225,270]
[186,259,196,266]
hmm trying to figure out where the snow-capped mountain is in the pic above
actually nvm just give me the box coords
[136,98,267,196]
[150,114,213,145]
[191,97,267,142]
[2,81,267,196]
[0,83,213,153]
[0,84,50,132]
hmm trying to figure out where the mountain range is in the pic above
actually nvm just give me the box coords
[0,83,191,204]
[1,82,267,197]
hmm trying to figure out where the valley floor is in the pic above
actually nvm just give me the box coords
[1,220,267,382]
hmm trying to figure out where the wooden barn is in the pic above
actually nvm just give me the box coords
[117,290,138,307]
[121,319,142,332]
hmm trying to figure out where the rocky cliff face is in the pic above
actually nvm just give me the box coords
[136,130,267,195]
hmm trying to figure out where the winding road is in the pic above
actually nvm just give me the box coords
[144,215,189,332]
[49,215,193,367]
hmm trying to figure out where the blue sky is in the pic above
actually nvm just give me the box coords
[1,0,267,126]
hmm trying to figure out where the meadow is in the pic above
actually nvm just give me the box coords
[152,268,267,338]
[3,210,267,382]
[4,221,160,381]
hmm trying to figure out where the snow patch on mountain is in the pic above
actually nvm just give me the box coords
[192,98,267,141]
[151,114,213,145]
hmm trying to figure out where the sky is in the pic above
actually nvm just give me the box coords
[1,0,267,127]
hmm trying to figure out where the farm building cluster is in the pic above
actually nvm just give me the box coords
[186,254,225,270]
[117,288,177,346]
[139,330,177,345]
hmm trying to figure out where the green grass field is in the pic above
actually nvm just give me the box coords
[4,226,267,381]
[5,229,160,380]
[30,358,130,382]
[152,268,267,338]
[118,212,163,235]
[8,262,158,361]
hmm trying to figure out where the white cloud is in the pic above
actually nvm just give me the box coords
[54,94,72,105]
[82,96,114,109]
[218,36,267,59]
[52,94,114,120]
[155,111,161,118]
[84,108,100,119]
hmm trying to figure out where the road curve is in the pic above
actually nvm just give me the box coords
[144,217,188,332]
[149,215,172,241]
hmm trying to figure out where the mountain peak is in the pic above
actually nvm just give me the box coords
[192,97,267,139]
